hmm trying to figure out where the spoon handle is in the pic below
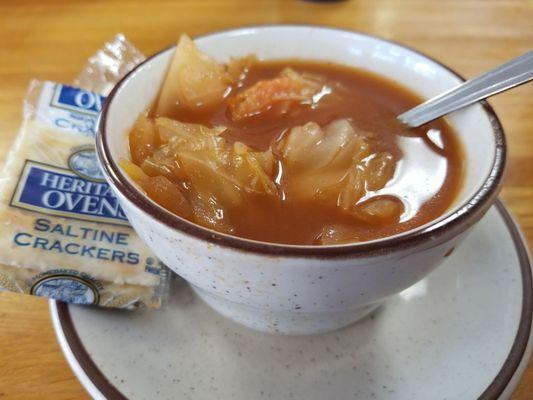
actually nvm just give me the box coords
[398,51,533,128]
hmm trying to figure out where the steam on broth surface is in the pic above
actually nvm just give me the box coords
[122,35,463,245]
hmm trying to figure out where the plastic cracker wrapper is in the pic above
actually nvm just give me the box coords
[0,35,170,309]
[74,33,145,95]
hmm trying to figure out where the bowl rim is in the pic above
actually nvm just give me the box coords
[96,24,506,257]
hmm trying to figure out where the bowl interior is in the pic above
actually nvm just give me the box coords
[103,26,501,245]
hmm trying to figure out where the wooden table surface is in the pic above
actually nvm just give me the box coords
[0,0,532,399]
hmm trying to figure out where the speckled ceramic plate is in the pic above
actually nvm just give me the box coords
[50,202,532,400]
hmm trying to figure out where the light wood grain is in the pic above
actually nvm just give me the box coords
[0,1,531,399]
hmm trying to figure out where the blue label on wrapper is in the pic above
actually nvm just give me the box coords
[51,84,105,115]
[36,82,106,137]
[11,160,129,225]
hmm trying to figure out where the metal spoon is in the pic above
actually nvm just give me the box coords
[398,51,533,128]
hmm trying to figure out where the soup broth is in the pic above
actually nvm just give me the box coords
[124,36,463,245]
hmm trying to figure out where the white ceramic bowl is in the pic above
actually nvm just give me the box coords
[97,26,505,335]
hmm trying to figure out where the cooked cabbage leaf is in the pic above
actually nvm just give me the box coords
[156,35,233,116]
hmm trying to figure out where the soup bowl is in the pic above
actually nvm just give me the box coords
[96,25,505,334]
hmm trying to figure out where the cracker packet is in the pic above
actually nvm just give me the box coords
[0,35,170,308]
